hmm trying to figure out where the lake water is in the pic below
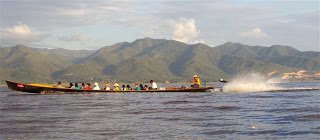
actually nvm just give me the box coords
[0,82,319,139]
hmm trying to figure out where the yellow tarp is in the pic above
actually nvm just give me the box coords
[28,83,54,88]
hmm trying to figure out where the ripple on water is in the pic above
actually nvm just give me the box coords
[162,100,194,105]
[247,95,275,98]
[202,130,238,135]
[240,130,279,135]
[0,106,33,112]
[195,122,242,128]
[213,106,241,111]
[298,114,320,121]
[276,114,320,122]
[126,109,160,115]
[266,107,320,113]
[159,105,241,114]
[275,130,320,136]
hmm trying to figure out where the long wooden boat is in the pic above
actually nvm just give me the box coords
[6,80,214,94]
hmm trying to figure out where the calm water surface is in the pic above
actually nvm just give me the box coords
[0,82,319,139]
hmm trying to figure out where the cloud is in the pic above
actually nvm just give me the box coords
[60,9,87,17]
[0,23,47,45]
[240,27,268,39]
[140,17,204,44]
[5,23,32,36]
[1,1,134,30]
[172,18,202,43]
[58,33,91,42]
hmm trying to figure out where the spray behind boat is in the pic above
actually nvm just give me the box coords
[220,73,282,93]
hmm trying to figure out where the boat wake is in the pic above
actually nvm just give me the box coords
[222,73,282,93]
[265,87,319,93]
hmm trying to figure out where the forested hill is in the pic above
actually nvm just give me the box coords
[1,38,319,83]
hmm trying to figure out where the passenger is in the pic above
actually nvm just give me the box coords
[113,83,120,90]
[104,84,110,90]
[85,83,91,90]
[135,83,141,90]
[191,75,201,88]
[74,83,80,90]
[69,83,75,89]
[93,82,100,90]
[121,85,127,90]
[80,83,86,89]
[55,81,64,88]
[139,84,144,90]
[127,85,132,90]
[144,85,149,90]
[150,80,157,90]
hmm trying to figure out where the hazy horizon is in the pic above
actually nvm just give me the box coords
[1,37,319,52]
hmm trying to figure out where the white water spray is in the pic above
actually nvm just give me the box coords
[223,73,282,93]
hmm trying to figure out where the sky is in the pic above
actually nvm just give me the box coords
[0,0,319,51]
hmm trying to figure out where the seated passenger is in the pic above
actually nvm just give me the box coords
[74,83,80,90]
[135,83,141,90]
[191,75,201,88]
[54,81,64,88]
[127,85,132,90]
[80,83,86,89]
[85,83,91,90]
[93,82,100,90]
[150,80,157,90]
[104,84,110,90]
[69,83,75,89]
[219,78,228,83]
[144,85,149,90]
[121,85,127,90]
[140,84,144,90]
[113,83,120,90]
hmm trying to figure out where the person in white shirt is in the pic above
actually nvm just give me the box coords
[104,84,110,90]
[93,82,100,90]
[150,80,157,90]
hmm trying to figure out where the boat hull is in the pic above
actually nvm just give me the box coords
[6,80,214,94]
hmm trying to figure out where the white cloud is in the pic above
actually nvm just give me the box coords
[61,9,87,17]
[240,27,268,39]
[172,18,201,43]
[140,18,204,44]
[5,23,32,36]
[0,23,47,45]
[58,33,91,42]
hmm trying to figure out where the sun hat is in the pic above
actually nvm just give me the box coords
[94,82,99,86]
[114,83,119,87]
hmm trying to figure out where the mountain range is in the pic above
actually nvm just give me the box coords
[1,38,319,84]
